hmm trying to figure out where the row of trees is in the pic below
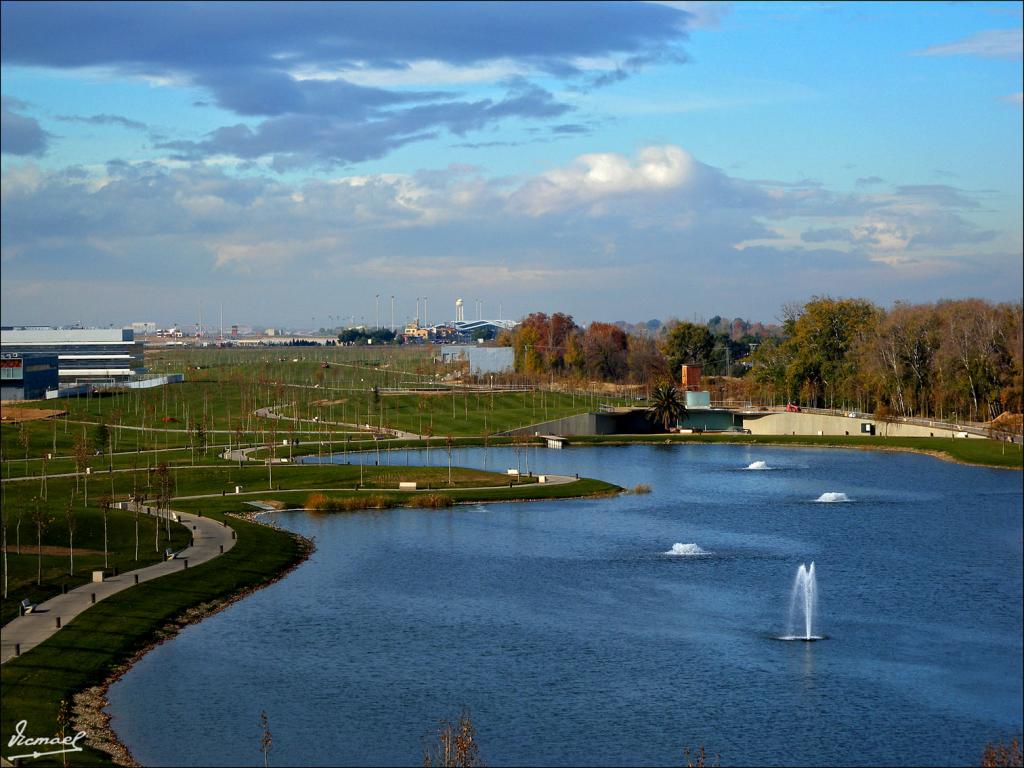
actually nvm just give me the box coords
[501,312,759,385]
[751,297,1023,422]
[499,298,1022,424]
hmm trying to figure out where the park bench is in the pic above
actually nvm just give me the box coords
[20,598,36,615]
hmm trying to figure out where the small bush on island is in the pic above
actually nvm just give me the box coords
[409,493,454,509]
[632,483,652,494]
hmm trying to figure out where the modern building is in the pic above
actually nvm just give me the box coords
[0,353,59,400]
[451,319,516,340]
[130,321,157,336]
[0,327,145,385]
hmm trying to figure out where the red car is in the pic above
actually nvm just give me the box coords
[785,403,801,412]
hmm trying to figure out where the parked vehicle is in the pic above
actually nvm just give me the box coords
[785,403,801,412]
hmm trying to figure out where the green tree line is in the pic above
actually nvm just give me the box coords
[499,299,1023,424]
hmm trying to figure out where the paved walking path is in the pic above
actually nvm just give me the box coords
[255,405,422,439]
[0,506,236,664]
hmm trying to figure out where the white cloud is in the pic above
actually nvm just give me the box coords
[292,58,531,87]
[913,28,1023,59]
[509,145,696,215]
[1000,91,1024,105]
[2,145,1018,326]
[647,1,731,29]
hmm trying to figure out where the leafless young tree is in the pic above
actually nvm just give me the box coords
[259,710,273,768]
[98,493,113,569]
[422,709,483,768]
[64,492,77,576]
[30,496,51,586]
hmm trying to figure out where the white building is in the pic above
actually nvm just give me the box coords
[0,327,145,384]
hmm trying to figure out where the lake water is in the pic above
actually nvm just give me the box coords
[106,445,1023,766]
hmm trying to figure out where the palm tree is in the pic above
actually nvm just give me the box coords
[648,383,687,431]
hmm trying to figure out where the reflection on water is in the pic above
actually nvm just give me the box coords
[106,445,1023,767]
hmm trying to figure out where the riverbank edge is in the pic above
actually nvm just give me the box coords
[72,479,622,766]
[252,433,1023,471]
[565,435,1023,470]
[75,515,316,767]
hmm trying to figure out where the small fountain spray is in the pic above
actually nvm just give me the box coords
[781,562,821,641]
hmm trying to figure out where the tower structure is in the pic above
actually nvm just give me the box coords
[455,298,465,323]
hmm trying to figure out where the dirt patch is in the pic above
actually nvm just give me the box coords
[0,405,67,422]
[310,398,349,406]
[3,545,103,556]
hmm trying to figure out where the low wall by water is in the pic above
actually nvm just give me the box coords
[741,412,983,439]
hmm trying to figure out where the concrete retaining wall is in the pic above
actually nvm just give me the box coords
[741,412,983,439]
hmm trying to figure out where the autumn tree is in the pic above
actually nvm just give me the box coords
[662,322,716,377]
[583,322,629,380]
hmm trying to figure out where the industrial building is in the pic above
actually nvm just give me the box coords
[0,327,145,385]
[0,353,59,400]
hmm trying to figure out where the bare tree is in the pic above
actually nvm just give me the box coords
[18,421,30,464]
[259,710,273,768]
[30,496,51,586]
[131,473,141,561]
[1,502,8,599]
[422,709,483,768]
[14,504,23,556]
[72,435,90,504]
[98,493,113,569]
[153,463,172,551]
[64,492,77,575]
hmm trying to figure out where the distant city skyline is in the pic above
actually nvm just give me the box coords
[2,1,1021,327]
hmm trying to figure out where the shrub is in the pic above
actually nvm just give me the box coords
[423,709,483,767]
[632,484,652,494]
[982,736,1023,768]
[305,493,330,512]
[410,494,454,509]
[304,493,397,512]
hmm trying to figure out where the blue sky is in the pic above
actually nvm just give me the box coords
[1,1,1021,329]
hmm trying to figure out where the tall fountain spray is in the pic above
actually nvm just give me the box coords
[786,562,819,640]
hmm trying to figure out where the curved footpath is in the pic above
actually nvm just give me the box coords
[0,507,236,664]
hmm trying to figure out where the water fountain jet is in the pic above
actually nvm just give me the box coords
[779,562,822,641]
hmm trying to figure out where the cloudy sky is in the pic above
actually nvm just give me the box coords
[2,1,1021,329]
